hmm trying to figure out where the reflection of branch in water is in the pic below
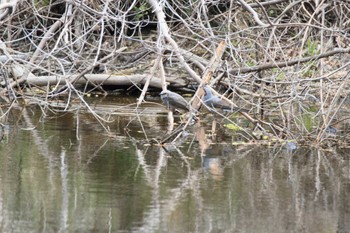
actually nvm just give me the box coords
[0,99,16,119]
[125,108,150,142]
[313,150,337,203]
[70,83,112,132]
[134,146,153,186]
[59,148,69,232]
[172,146,191,179]
[133,144,164,231]
[314,151,321,201]
[167,111,174,133]
[173,146,205,218]
[76,109,81,141]
[223,146,255,167]
[22,108,59,165]
[85,138,110,165]
[133,145,208,232]
[160,123,187,144]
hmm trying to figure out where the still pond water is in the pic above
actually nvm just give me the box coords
[0,95,349,233]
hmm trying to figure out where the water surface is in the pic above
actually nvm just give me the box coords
[0,96,349,232]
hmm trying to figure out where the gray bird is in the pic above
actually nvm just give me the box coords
[203,86,247,112]
[160,90,190,112]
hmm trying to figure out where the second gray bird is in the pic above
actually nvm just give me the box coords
[160,90,190,112]
[203,86,247,112]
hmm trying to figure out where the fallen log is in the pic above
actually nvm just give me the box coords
[25,74,187,89]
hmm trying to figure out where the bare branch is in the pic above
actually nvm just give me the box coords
[238,0,269,27]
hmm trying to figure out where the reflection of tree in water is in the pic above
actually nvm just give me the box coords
[338,181,350,233]
[132,142,350,232]
[2,105,350,232]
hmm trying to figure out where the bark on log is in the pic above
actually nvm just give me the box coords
[25,74,186,89]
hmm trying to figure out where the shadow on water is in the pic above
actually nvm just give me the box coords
[0,95,350,232]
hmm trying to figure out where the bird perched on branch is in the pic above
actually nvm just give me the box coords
[203,86,247,113]
[160,90,190,112]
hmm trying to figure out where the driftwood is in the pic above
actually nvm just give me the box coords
[25,74,186,89]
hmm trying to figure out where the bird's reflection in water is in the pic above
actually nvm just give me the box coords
[202,157,224,181]
[194,120,225,180]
